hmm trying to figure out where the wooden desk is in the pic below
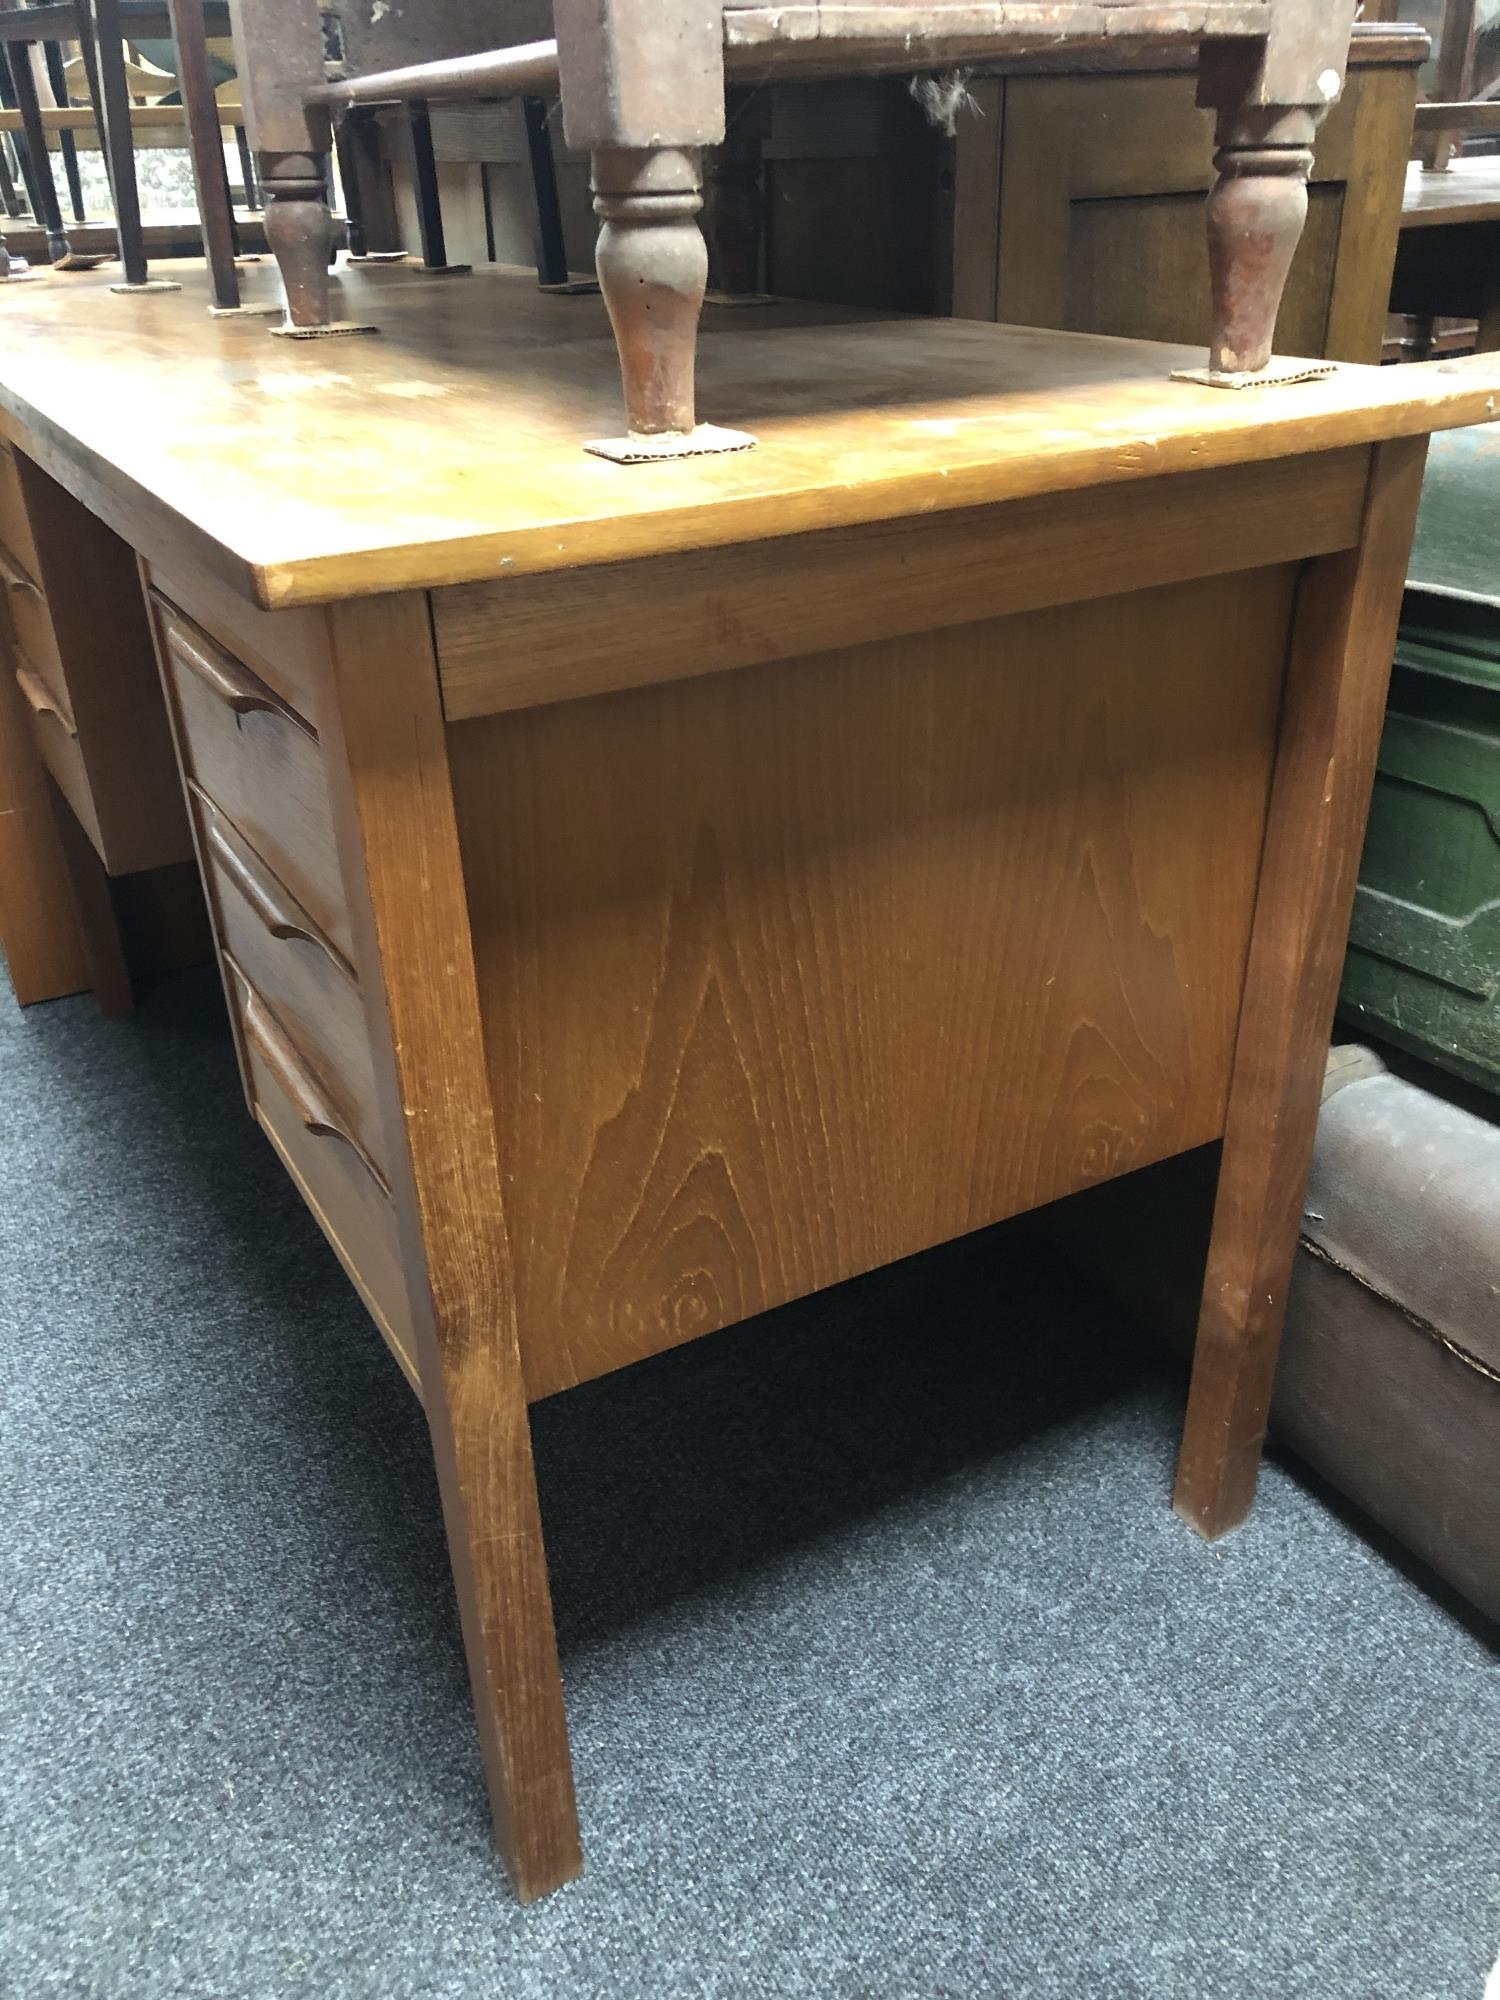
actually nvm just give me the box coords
[0,260,1494,1902]
[1393,156,1500,353]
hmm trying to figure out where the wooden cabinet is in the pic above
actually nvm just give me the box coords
[763,27,1426,363]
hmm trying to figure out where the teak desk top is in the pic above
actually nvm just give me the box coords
[2,261,1497,1904]
[0,261,1495,608]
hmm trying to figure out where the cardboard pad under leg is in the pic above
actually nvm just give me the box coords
[346,251,408,264]
[1171,358,1339,390]
[584,423,757,464]
[109,278,182,294]
[209,302,283,318]
[269,320,380,339]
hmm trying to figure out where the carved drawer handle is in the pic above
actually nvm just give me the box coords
[14,659,76,737]
[237,974,390,1197]
[204,810,354,982]
[166,615,302,726]
[0,546,42,597]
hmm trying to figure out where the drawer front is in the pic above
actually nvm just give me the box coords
[0,541,66,700]
[149,562,330,729]
[0,440,42,582]
[16,657,103,852]
[229,958,417,1386]
[157,601,354,962]
[200,792,386,1181]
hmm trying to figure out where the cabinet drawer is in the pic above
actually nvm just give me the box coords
[0,538,66,698]
[229,958,417,1388]
[156,600,354,963]
[200,792,386,1182]
[15,655,104,853]
[0,440,42,582]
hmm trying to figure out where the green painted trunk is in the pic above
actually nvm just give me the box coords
[1340,426,1500,1093]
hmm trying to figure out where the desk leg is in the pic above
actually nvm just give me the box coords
[228,0,365,333]
[1194,11,1355,381]
[1202,103,1317,377]
[1174,437,1428,1540]
[321,594,581,1903]
[554,0,753,454]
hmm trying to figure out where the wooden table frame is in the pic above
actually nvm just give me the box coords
[281,433,1427,1899]
[1,263,1492,1904]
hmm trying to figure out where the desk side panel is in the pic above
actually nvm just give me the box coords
[451,565,1296,1402]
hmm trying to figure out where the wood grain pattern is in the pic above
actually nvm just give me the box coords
[1064,186,1339,359]
[946,72,1004,319]
[317,593,580,1903]
[451,566,1295,1403]
[1174,436,1431,1539]
[435,449,1367,720]
[0,263,1491,606]
[1323,57,1420,365]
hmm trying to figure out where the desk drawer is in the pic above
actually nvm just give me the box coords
[157,600,354,963]
[0,440,42,582]
[14,652,105,851]
[229,958,416,1386]
[200,793,386,1182]
[0,538,66,698]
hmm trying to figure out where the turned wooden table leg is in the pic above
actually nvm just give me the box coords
[260,151,334,322]
[1190,9,1356,385]
[227,0,375,336]
[1204,105,1317,376]
[1174,438,1428,1539]
[591,145,710,436]
[555,0,752,458]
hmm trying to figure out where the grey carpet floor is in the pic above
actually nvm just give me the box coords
[1,968,1497,2000]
